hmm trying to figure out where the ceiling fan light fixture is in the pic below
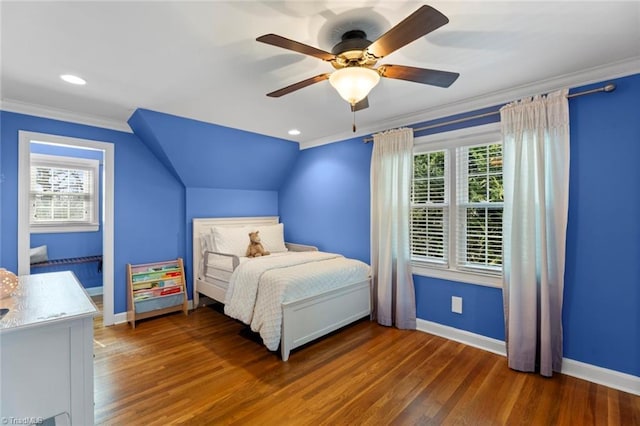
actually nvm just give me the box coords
[329,67,380,105]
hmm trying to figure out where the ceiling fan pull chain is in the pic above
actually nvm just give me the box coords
[352,108,356,132]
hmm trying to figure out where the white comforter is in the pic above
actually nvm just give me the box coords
[224,251,370,351]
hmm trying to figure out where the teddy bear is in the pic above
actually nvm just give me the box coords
[246,231,270,258]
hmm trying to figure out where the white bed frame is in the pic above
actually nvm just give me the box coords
[192,217,371,361]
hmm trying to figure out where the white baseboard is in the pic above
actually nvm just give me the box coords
[85,286,103,296]
[416,319,507,356]
[113,312,128,324]
[416,319,640,396]
[111,300,195,325]
[561,358,640,396]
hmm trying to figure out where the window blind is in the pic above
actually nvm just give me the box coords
[30,154,99,229]
[456,143,503,272]
[411,150,448,264]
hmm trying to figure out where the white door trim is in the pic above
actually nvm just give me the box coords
[18,131,115,326]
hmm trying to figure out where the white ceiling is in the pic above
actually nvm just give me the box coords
[2,1,639,147]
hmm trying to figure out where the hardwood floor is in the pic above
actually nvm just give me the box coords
[92,303,640,425]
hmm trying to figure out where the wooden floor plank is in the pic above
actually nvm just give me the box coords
[91,300,640,425]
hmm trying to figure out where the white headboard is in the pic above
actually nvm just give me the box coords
[192,216,279,286]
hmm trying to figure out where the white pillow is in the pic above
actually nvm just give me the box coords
[200,232,215,253]
[212,226,250,258]
[253,223,288,253]
[30,245,48,264]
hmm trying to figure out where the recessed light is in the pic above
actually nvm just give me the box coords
[60,74,86,85]
[288,129,301,136]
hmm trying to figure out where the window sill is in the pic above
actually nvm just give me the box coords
[30,225,99,234]
[412,261,502,289]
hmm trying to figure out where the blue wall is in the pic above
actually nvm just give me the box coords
[562,75,640,376]
[128,108,299,189]
[279,136,372,263]
[0,123,2,265]
[0,111,184,314]
[280,73,640,377]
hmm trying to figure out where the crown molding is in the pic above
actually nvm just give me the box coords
[0,98,133,133]
[3,56,638,147]
[300,57,640,150]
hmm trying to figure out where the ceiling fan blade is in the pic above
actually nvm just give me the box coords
[366,5,449,59]
[379,65,459,88]
[350,97,369,112]
[266,73,331,97]
[257,34,335,61]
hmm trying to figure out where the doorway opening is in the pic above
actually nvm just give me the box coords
[18,131,115,325]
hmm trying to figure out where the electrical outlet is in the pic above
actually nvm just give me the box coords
[451,296,463,314]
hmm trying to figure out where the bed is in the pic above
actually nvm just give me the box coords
[192,217,371,361]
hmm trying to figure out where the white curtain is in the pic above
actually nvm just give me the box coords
[500,89,570,377]
[370,127,416,329]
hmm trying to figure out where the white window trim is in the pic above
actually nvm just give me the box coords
[413,122,503,288]
[29,153,100,233]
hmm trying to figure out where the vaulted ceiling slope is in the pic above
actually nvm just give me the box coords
[128,109,299,190]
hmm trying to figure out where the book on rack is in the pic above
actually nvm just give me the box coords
[160,286,181,296]
[131,270,182,283]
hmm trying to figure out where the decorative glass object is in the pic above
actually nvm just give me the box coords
[0,268,19,299]
[329,67,380,105]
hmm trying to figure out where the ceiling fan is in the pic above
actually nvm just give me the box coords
[257,5,459,114]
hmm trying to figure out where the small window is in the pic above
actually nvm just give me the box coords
[30,154,99,233]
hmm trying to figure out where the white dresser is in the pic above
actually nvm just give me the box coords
[0,271,98,425]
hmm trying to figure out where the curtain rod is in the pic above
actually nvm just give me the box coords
[363,83,616,143]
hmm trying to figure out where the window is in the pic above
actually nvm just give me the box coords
[411,150,448,263]
[30,153,99,233]
[411,123,503,286]
[456,143,503,271]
